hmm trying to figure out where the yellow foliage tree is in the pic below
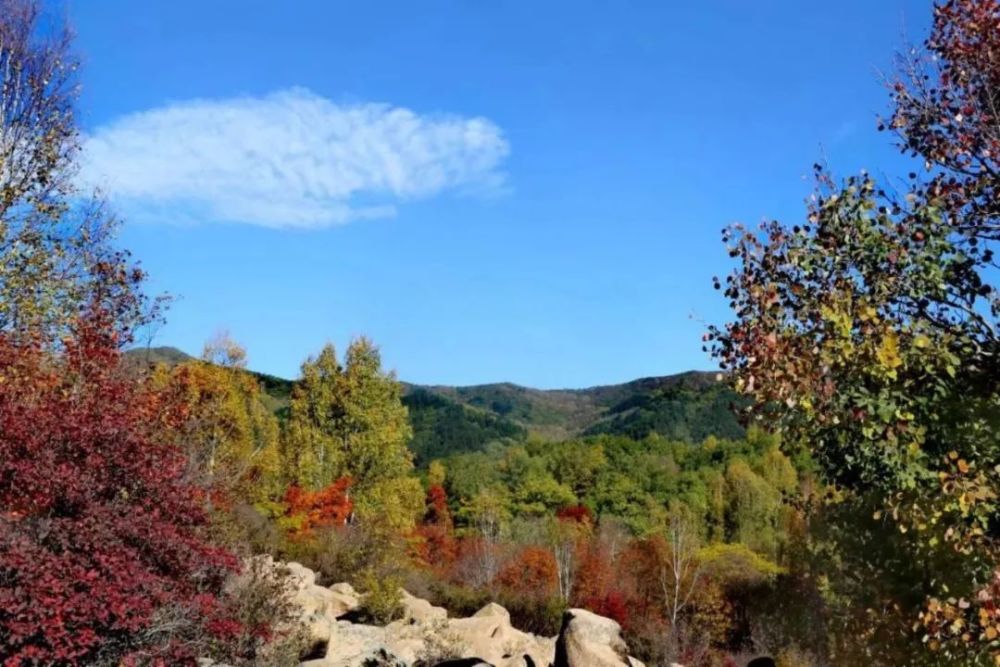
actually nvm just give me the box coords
[153,335,281,505]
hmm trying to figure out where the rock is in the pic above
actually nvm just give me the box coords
[286,561,317,588]
[554,608,640,667]
[278,560,559,667]
[284,571,358,621]
[447,603,555,667]
[330,582,357,596]
[327,582,362,618]
[304,620,406,666]
[299,612,334,659]
[472,602,510,621]
[399,589,448,623]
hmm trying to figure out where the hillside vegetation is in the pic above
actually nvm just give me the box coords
[126,346,745,463]
[5,2,999,666]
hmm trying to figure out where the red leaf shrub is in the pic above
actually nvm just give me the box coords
[573,543,631,626]
[0,317,238,665]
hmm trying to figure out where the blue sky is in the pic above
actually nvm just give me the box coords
[67,0,930,388]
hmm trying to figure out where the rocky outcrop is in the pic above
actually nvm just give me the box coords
[553,608,645,667]
[283,562,363,660]
[444,602,554,667]
[300,621,405,667]
[282,562,641,667]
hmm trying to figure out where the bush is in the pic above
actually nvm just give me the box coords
[356,569,404,625]
[0,321,240,664]
[212,558,309,666]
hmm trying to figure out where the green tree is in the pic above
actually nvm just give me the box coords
[545,440,607,498]
[724,459,782,558]
[282,338,418,526]
[709,1,1000,661]
[282,344,343,488]
[337,338,414,492]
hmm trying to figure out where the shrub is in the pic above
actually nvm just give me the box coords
[356,569,404,625]
[0,319,240,664]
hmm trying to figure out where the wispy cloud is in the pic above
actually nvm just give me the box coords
[81,88,510,229]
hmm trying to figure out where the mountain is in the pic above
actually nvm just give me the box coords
[124,347,744,465]
[404,372,745,463]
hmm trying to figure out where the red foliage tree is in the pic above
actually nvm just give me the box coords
[621,536,670,621]
[282,477,354,539]
[497,546,558,598]
[556,504,594,526]
[0,316,238,665]
[573,542,630,626]
[886,0,999,249]
[413,484,458,568]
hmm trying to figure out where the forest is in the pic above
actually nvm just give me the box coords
[0,0,998,666]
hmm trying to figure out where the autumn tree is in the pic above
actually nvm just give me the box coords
[414,475,458,569]
[0,0,158,345]
[282,338,420,528]
[280,477,354,540]
[0,316,240,663]
[709,0,999,661]
[456,486,511,588]
[546,507,593,603]
[154,334,282,506]
[497,546,558,598]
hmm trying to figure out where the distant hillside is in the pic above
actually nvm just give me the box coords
[406,372,745,463]
[125,346,744,465]
[125,345,194,367]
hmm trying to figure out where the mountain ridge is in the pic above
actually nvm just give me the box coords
[125,346,744,464]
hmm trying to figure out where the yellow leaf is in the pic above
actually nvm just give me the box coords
[877,331,903,370]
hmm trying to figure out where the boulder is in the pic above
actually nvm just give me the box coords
[326,582,362,618]
[285,561,317,588]
[302,620,406,667]
[447,603,555,667]
[554,608,641,667]
[330,582,358,596]
[278,560,560,667]
[299,612,334,659]
[280,566,359,621]
[399,589,448,623]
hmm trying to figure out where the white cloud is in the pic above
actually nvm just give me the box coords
[81,88,510,229]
